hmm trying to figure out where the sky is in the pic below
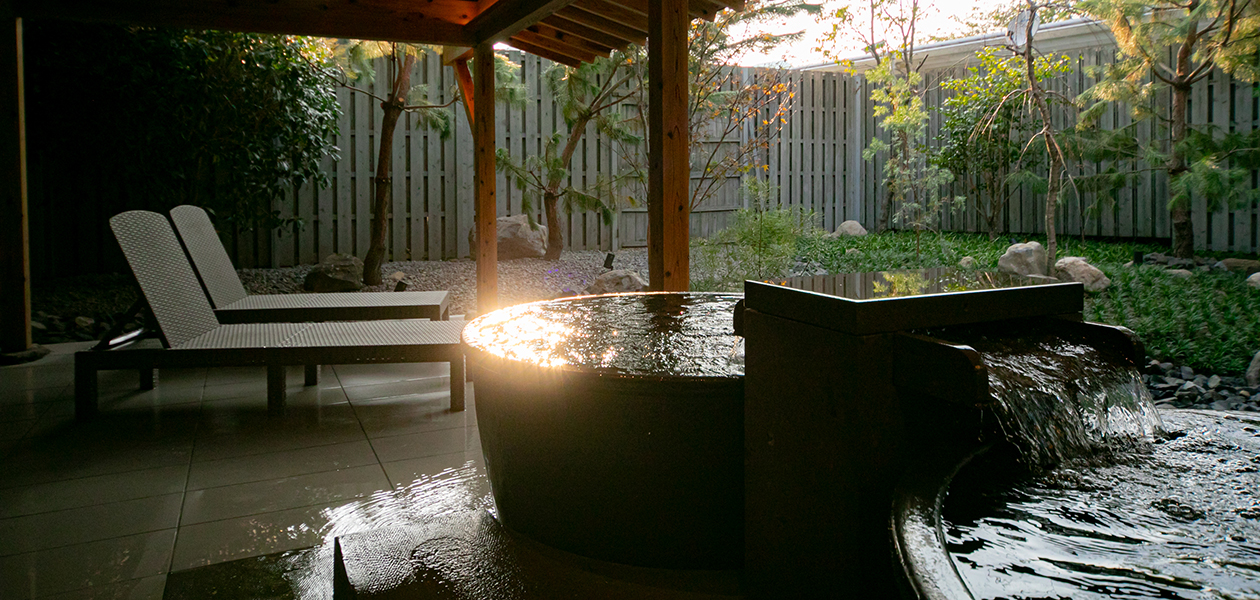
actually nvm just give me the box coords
[730,0,1013,68]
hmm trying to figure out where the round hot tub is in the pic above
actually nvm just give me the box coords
[462,292,745,570]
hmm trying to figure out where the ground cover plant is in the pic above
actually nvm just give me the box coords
[706,226,1259,375]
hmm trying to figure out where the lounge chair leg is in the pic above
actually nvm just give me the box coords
[74,353,98,421]
[450,354,465,412]
[138,366,154,390]
[304,364,320,386]
[267,364,286,414]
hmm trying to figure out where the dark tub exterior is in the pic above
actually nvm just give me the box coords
[463,293,744,570]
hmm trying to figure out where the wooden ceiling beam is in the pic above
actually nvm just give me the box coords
[15,0,477,45]
[617,0,717,22]
[512,30,599,63]
[554,6,646,46]
[529,22,615,55]
[542,14,640,49]
[469,0,580,43]
[505,36,583,67]
[571,0,648,33]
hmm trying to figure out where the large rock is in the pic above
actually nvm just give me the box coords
[958,256,976,269]
[1249,272,1260,289]
[468,214,548,260]
[304,253,364,292]
[1054,256,1111,292]
[1220,258,1260,276]
[585,269,647,295]
[827,220,867,237]
[997,241,1047,277]
[1248,350,1260,388]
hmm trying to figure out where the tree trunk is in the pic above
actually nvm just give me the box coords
[1169,82,1193,258]
[1024,21,1062,273]
[543,190,563,260]
[539,116,591,260]
[363,52,415,286]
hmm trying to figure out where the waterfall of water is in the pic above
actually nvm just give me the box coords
[939,322,1164,466]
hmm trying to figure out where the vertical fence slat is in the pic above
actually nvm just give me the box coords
[1211,67,1231,252]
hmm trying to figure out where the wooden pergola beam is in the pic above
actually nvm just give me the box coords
[573,0,648,33]
[15,0,478,46]
[554,6,646,46]
[527,23,615,56]
[647,0,688,291]
[453,58,475,127]
[510,30,598,64]
[473,43,498,315]
[469,0,580,42]
[0,9,27,354]
[542,13,641,49]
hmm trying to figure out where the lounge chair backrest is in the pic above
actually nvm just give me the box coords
[110,210,220,348]
[169,205,249,308]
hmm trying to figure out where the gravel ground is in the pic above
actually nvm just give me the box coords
[238,248,648,318]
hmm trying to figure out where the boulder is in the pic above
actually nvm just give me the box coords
[1166,269,1194,278]
[846,248,861,255]
[1221,258,1260,276]
[958,256,976,269]
[997,241,1047,277]
[1248,350,1260,388]
[304,253,364,292]
[1249,272,1260,289]
[585,269,648,295]
[468,214,548,260]
[1054,256,1111,292]
[828,220,867,237]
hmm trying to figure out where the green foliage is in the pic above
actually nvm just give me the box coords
[1078,0,1260,255]
[494,51,646,229]
[691,180,819,291]
[1086,266,1260,375]
[29,23,340,229]
[936,48,1072,238]
[864,55,962,255]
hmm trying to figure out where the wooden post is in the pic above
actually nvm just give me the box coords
[473,42,498,315]
[648,0,689,291]
[0,10,28,353]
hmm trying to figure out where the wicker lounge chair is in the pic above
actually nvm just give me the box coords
[74,210,465,420]
[169,205,449,323]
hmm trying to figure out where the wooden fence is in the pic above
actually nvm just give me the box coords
[27,32,1260,277]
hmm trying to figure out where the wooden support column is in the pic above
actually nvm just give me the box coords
[473,42,498,315]
[0,10,28,353]
[647,0,689,291]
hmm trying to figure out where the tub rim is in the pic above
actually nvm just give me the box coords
[462,291,745,382]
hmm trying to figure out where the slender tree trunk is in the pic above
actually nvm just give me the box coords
[543,190,563,260]
[1169,82,1193,259]
[540,117,591,260]
[1024,25,1062,273]
[363,52,415,286]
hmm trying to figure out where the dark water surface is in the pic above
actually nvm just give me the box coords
[463,292,745,377]
[945,410,1260,599]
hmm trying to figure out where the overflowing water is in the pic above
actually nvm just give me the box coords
[945,410,1260,599]
[462,292,744,377]
[936,321,1164,466]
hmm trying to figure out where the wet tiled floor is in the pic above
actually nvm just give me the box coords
[0,340,483,599]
